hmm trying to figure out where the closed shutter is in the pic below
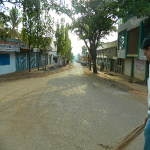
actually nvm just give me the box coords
[127,27,139,54]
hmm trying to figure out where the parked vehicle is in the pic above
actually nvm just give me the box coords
[80,54,87,66]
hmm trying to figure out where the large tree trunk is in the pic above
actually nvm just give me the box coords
[89,47,97,73]
[89,59,91,70]
[93,57,97,73]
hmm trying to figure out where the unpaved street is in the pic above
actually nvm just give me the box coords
[0,63,148,150]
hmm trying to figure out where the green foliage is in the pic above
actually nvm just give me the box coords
[64,24,70,61]
[55,18,65,56]
[9,7,21,28]
[51,0,118,73]
[68,39,72,61]
[0,0,23,4]
[55,18,72,61]
[0,7,22,40]
[40,37,51,56]
[38,10,54,54]
[82,45,87,54]
[50,0,150,72]
[70,52,74,61]
[0,28,11,40]
[0,12,9,27]
[7,7,22,39]
[0,13,11,40]
[115,0,150,22]
[21,0,54,51]
[21,0,40,47]
[77,53,80,60]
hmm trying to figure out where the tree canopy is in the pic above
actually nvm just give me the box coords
[55,18,72,63]
[8,7,22,39]
[50,0,118,73]
[116,0,150,22]
[1,0,150,72]
[82,45,87,54]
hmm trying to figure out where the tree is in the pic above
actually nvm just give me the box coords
[82,45,87,54]
[2,0,150,72]
[64,24,70,62]
[38,10,54,70]
[0,13,11,40]
[1,0,150,25]
[51,0,118,73]
[77,53,80,62]
[55,18,65,57]
[115,0,150,22]
[0,7,22,40]
[67,39,72,62]
[8,7,22,39]
[22,0,41,72]
[70,52,74,61]
[55,18,72,65]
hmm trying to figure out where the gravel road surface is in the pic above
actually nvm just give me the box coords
[0,63,148,150]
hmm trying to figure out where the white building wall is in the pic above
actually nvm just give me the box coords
[48,51,62,66]
[124,58,132,76]
[133,58,145,81]
[118,16,147,32]
[97,40,117,50]
[0,52,16,75]
[117,49,126,58]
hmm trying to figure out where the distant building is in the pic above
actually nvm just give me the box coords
[97,41,117,72]
[47,39,63,66]
[0,38,43,75]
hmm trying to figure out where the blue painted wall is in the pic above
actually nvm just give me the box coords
[15,50,43,71]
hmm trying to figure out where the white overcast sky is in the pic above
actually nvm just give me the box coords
[3,0,118,56]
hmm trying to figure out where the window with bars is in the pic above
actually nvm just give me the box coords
[118,30,126,50]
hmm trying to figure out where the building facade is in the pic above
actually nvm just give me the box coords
[0,39,43,75]
[0,39,20,75]
[48,39,63,66]
[117,16,149,82]
[97,41,117,72]
[97,16,150,83]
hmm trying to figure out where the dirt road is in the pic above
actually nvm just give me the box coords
[0,63,148,150]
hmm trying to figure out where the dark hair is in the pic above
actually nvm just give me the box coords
[141,35,150,50]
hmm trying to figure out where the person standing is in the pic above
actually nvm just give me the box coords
[141,35,150,150]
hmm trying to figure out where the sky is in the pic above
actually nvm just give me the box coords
[50,0,118,56]
[2,0,118,56]
[50,11,118,56]
[52,13,87,56]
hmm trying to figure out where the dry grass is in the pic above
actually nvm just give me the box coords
[128,90,148,100]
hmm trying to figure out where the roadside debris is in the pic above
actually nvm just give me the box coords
[98,143,113,149]
[128,78,133,83]
[0,64,74,83]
